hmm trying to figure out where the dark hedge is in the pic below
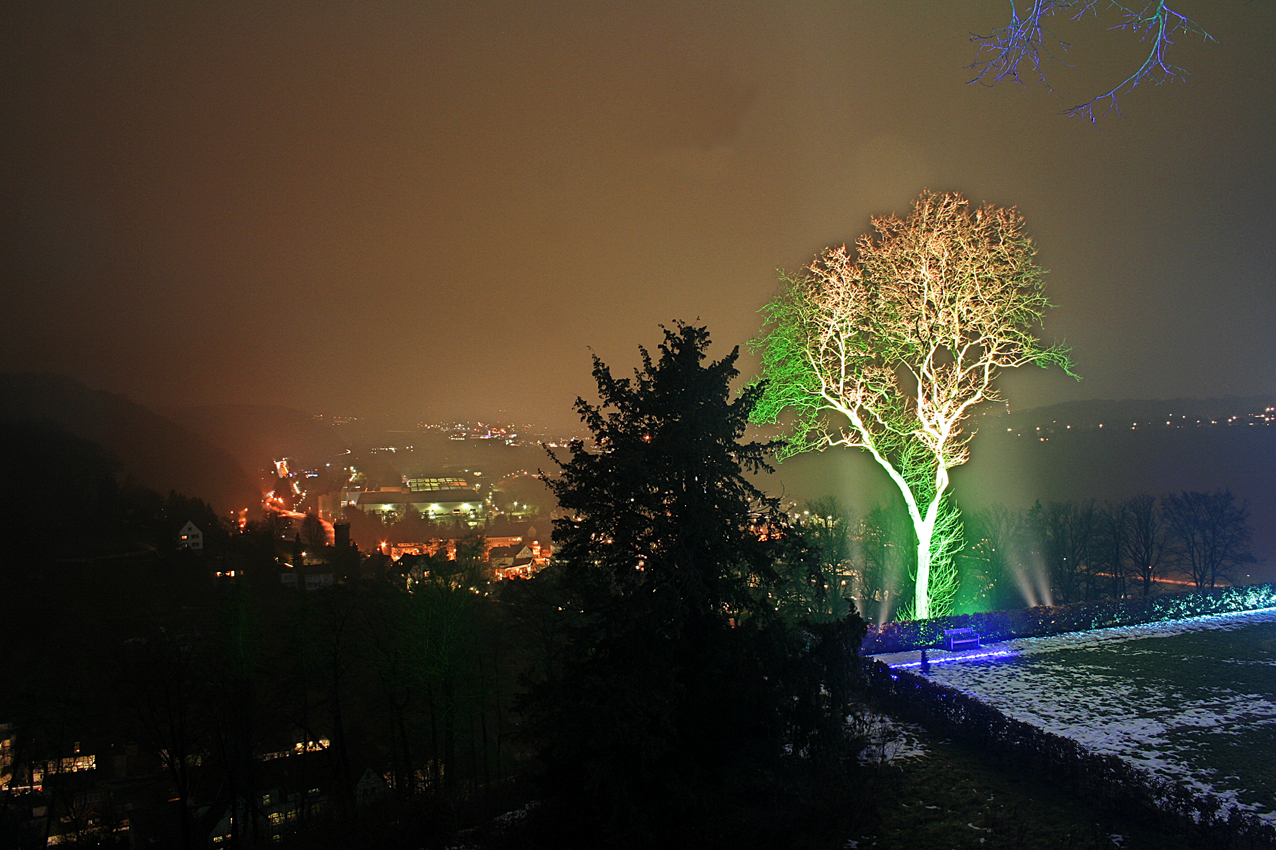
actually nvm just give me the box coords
[862,583,1276,655]
[867,661,1276,849]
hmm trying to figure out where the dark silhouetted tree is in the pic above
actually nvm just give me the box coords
[525,323,866,843]
[301,512,327,549]
[1125,493,1170,596]
[1164,489,1256,589]
[780,496,857,623]
[1097,499,1132,599]
[122,627,207,850]
[407,547,487,791]
[1031,499,1099,603]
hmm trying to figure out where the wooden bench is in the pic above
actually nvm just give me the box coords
[944,627,981,652]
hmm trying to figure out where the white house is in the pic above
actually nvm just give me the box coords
[177,521,203,551]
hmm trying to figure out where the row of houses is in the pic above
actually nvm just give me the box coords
[386,522,551,580]
[1,734,388,848]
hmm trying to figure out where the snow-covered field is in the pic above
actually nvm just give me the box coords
[898,607,1276,820]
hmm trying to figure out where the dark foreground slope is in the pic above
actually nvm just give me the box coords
[0,372,262,514]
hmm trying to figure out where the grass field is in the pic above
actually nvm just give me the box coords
[918,607,1276,821]
[851,724,1200,850]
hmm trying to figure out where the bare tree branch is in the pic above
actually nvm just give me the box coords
[970,1,1215,120]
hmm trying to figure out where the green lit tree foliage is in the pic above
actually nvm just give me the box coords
[752,191,1073,619]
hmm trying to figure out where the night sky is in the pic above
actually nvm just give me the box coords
[4,2,1275,431]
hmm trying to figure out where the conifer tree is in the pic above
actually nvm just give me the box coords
[525,323,865,840]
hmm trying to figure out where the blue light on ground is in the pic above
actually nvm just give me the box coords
[891,649,1015,669]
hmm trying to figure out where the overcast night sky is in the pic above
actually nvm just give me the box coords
[4,1,1275,431]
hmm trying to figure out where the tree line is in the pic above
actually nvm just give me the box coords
[793,489,1256,621]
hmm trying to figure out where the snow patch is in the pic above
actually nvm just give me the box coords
[913,608,1276,822]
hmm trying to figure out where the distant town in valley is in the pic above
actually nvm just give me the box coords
[243,395,1276,583]
[7,372,1276,581]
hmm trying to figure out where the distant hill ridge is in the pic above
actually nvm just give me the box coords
[984,396,1276,429]
[0,373,262,515]
[760,395,1276,576]
[6,376,1274,568]
[161,402,352,478]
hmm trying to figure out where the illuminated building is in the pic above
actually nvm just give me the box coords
[351,487,486,527]
[176,520,203,551]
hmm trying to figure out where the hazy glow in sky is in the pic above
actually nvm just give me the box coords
[3,1,1274,428]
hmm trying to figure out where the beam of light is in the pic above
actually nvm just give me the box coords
[1006,557,1039,608]
[890,649,1015,669]
[1020,550,1054,608]
[877,591,895,627]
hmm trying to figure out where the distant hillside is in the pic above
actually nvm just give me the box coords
[984,396,1276,432]
[162,403,352,478]
[0,373,262,514]
[959,398,1276,522]
[765,397,1276,575]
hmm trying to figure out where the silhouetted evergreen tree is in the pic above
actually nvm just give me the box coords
[779,496,857,623]
[521,323,867,846]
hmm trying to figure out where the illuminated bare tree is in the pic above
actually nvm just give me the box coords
[752,191,1073,619]
[969,1,1215,120]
